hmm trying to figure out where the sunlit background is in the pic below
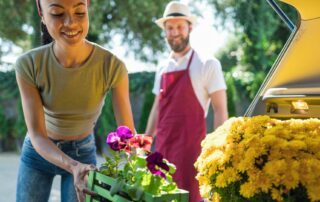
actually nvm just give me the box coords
[0,1,229,73]
[0,0,298,201]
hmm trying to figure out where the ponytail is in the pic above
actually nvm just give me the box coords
[40,22,53,45]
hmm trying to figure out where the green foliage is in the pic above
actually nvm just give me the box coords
[224,72,237,117]
[138,90,154,133]
[13,100,27,139]
[0,106,9,140]
[0,0,38,49]
[89,0,170,63]
[128,72,155,133]
[128,72,155,93]
[0,71,16,140]
[210,0,298,115]
[0,0,170,61]
[129,72,155,133]
[101,149,177,200]
[0,70,18,100]
[96,93,117,137]
[216,35,239,73]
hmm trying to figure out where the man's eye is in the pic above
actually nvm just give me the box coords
[76,13,86,16]
[51,13,63,17]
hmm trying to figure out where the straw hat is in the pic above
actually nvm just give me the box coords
[155,1,197,29]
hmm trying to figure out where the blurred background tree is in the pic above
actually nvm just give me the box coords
[206,0,297,115]
[0,0,297,152]
[0,0,170,61]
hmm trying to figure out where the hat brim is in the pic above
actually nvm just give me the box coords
[155,16,197,29]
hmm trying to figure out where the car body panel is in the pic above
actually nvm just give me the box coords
[282,0,320,20]
[246,0,320,118]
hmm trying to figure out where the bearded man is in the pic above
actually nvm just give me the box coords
[145,1,228,202]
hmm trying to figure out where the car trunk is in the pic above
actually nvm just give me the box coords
[246,0,320,119]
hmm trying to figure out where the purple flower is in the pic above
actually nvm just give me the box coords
[106,126,133,151]
[116,126,134,139]
[146,152,169,179]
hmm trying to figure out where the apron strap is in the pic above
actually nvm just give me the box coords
[186,50,194,70]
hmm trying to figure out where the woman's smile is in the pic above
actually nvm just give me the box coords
[62,30,81,38]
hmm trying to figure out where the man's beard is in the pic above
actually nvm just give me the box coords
[167,35,190,53]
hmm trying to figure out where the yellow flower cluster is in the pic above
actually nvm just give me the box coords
[195,116,320,202]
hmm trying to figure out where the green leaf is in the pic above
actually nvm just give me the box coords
[166,162,176,174]
[126,184,144,201]
[161,182,177,192]
[146,175,162,195]
[134,156,147,168]
[110,179,125,196]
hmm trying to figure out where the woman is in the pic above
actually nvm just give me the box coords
[15,0,135,201]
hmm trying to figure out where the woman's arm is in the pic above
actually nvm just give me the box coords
[16,73,95,201]
[111,72,135,133]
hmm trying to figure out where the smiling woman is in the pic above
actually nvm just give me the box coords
[36,0,90,48]
[14,0,136,202]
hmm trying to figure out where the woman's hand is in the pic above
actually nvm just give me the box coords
[71,162,97,202]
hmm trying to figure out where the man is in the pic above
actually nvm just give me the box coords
[145,1,228,202]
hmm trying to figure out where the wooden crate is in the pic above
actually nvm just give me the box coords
[86,171,189,202]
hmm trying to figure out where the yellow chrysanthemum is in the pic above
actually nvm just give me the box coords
[198,183,212,198]
[195,116,320,202]
[239,182,257,198]
[271,188,282,201]
[210,192,221,202]
[215,167,239,188]
[305,182,320,201]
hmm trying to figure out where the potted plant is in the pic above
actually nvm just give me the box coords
[86,126,189,202]
[195,115,320,202]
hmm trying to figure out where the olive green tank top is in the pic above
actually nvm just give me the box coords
[15,42,127,136]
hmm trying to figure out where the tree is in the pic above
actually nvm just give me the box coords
[0,71,19,101]
[0,0,171,62]
[0,106,8,140]
[206,0,297,114]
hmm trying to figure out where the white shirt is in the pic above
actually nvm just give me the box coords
[152,49,227,116]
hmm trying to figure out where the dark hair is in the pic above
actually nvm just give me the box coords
[40,22,53,45]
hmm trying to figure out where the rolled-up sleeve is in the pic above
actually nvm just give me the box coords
[15,55,37,87]
[205,59,227,94]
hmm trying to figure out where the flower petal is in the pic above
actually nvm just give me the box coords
[129,135,152,151]
[107,132,122,151]
[158,162,170,172]
[153,170,167,179]
[116,126,134,139]
[146,152,169,179]
[107,132,119,144]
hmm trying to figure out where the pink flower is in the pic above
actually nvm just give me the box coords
[106,126,133,151]
[128,135,153,152]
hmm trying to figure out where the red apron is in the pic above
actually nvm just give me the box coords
[156,50,205,202]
